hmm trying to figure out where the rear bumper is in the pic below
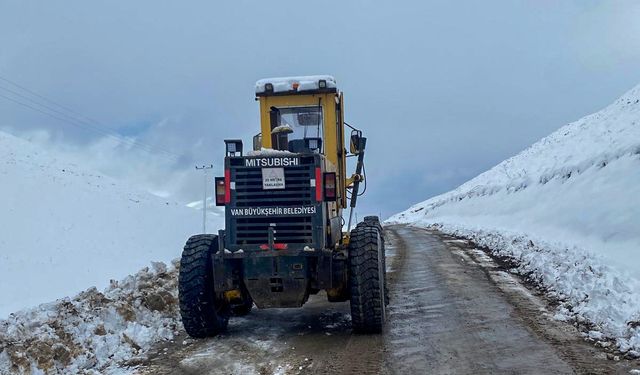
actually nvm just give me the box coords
[217,247,326,259]
[212,245,346,308]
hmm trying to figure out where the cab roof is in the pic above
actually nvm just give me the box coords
[255,75,337,97]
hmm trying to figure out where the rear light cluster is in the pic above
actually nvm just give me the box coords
[323,172,337,201]
[314,169,337,202]
[215,177,225,206]
[215,170,231,206]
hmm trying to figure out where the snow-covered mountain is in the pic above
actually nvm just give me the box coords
[0,130,221,317]
[389,83,640,355]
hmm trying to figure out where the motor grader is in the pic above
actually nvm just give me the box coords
[178,75,386,336]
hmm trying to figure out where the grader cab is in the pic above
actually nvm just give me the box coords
[178,76,387,337]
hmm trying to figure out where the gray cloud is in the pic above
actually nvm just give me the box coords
[1,0,639,218]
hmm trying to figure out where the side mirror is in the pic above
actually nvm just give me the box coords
[350,129,363,155]
[252,133,262,151]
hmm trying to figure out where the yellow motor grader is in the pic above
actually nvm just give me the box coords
[178,75,386,336]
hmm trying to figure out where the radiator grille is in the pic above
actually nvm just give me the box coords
[234,217,313,245]
[229,159,317,247]
[233,166,313,207]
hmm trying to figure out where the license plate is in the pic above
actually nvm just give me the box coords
[262,168,285,190]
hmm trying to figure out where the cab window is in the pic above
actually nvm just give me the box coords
[270,106,323,153]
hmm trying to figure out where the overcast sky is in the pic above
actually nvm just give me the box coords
[1,1,640,219]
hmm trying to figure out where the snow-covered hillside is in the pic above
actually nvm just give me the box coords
[0,131,221,317]
[389,84,640,356]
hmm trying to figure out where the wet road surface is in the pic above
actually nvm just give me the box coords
[137,225,637,374]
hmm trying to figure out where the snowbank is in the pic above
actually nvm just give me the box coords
[0,131,223,317]
[388,83,640,355]
[0,260,181,374]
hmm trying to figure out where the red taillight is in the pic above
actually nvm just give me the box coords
[274,243,288,250]
[215,177,226,206]
[259,243,288,250]
[324,172,337,201]
[315,167,322,201]
[224,169,231,204]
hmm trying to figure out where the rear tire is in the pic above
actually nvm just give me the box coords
[349,225,386,333]
[359,217,389,306]
[179,234,230,338]
[363,216,383,234]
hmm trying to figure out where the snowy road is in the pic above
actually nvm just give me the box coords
[135,226,636,374]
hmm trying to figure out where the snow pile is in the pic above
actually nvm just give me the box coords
[247,148,294,156]
[389,83,640,355]
[0,260,181,374]
[255,75,336,94]
[0,130,222,317]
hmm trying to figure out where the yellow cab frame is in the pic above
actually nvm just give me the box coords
[256,83,349,212]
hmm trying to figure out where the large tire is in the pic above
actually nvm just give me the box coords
[349,225,386,333]
[359,217,389,306]
[178,234,230,338]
